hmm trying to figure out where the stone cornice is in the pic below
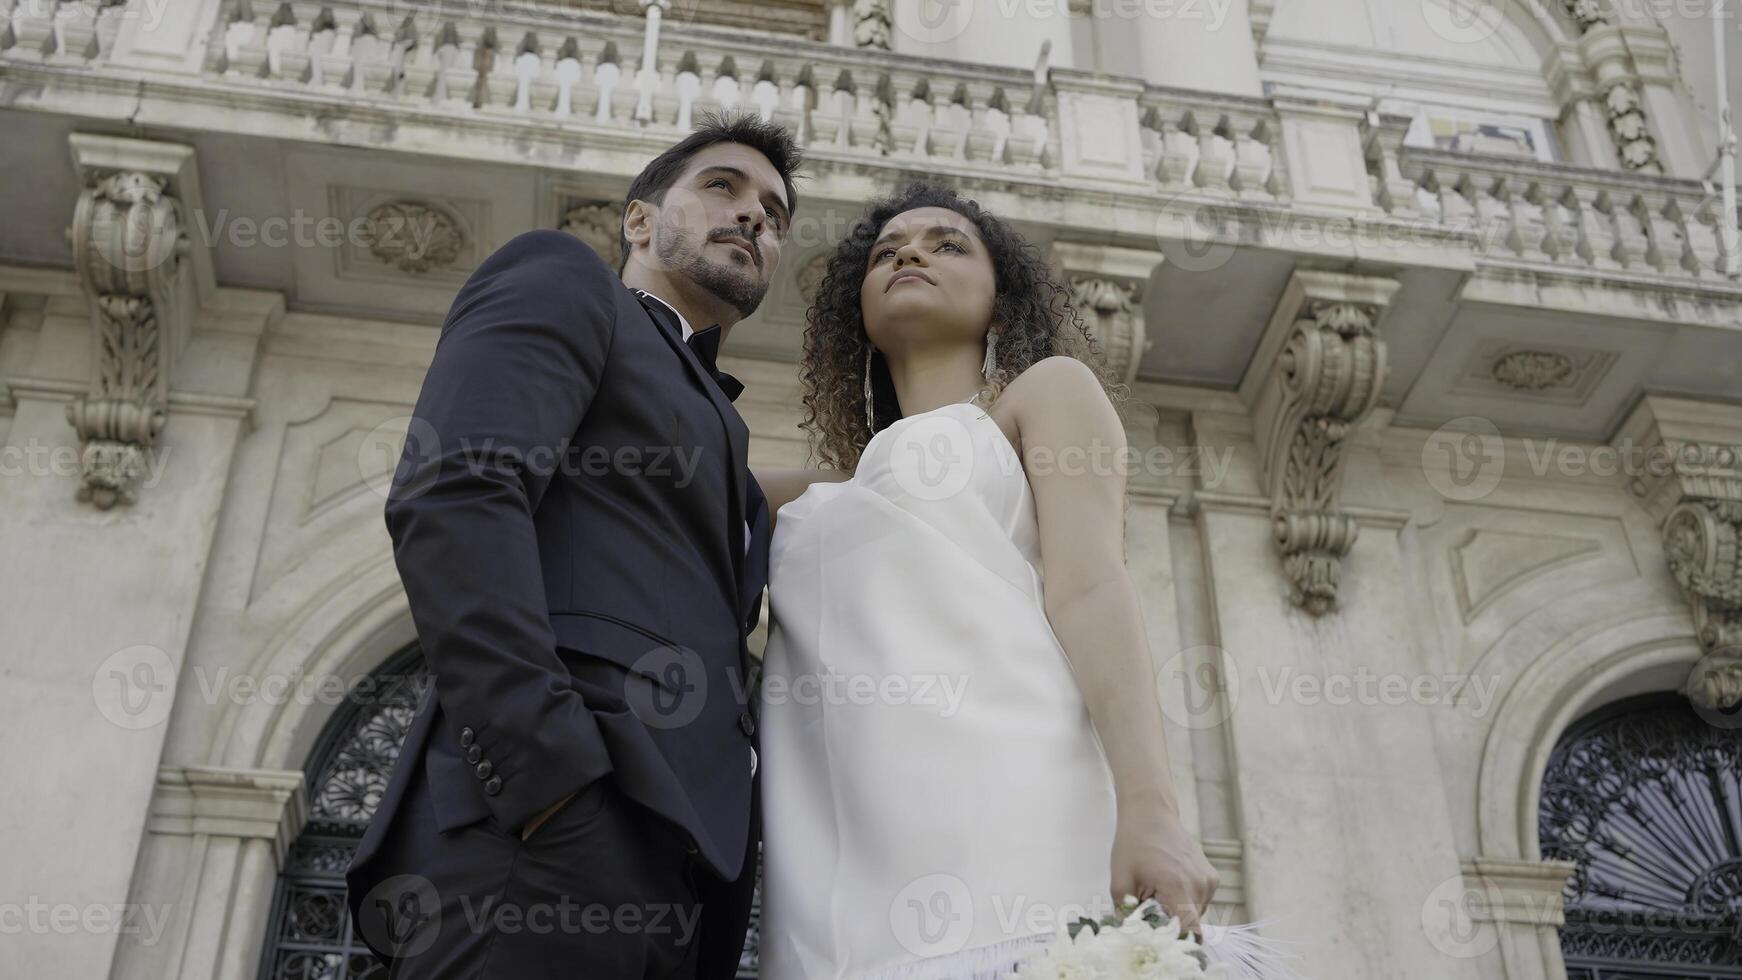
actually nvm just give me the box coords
[149,766,308,871]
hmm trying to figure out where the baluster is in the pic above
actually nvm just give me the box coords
[750,68,779,122]
[673,57,701,130]
[1567,187,1615,270]
[1672,196,1721,277]
[1536,184,1579,265]
[785,65,815,146]
[896,78,929,157]
[712,56,742,115]
[344,19,381,95]
[264,4,304,81]
[511,34,540,113]
[1155,109,1198,188]
[1461,173,1508,255]
[594,54,621,123]
[50,0,100,62]
[385,16,417,99]
[1193,113,1234,192]
[980,88,1012,164]
[306,9,338,88]
[10,0,53,60]
[552,39,582,117]
[922,80,955,159]
[816,70,853,148]
[1499,177,1547,259]
[1608,191,1649,269]
[93,0,125,60]
[1231,116,1274,202]
[1632,194,1679,273]
[221,0,270,76]
[1012,88,1048,169]
[850,75,889,152]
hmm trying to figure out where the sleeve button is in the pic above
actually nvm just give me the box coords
[483,776,502,796]
[475,760,493,780]
[459,727,475,748]
[465,745,481,765]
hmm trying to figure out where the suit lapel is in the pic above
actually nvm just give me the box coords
[740,473,769,625]
[631,291,752,617]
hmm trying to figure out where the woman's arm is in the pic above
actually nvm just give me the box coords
[1009,355,1219,933]
[754,466,852,532]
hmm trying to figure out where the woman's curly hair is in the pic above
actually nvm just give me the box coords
[798,182,1127,470]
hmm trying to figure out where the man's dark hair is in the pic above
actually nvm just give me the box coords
[618,111,804,273]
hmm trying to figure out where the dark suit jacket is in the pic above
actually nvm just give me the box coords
[351,229,770,884]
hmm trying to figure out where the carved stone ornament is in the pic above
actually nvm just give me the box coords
[1492,350,1575,391]
[1260,296,1389,616]
[1659,444,1742,709]
[853,0,891,50]
[1069,276,1145,386]
[1603,82,1661,174]
[360,200,465,274]
[66,166,187,509]
[560,201,624,270]
[1048,242,1163,388]
[1562,0,1609,31]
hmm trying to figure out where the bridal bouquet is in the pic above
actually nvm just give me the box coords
[1006,896,1301,980]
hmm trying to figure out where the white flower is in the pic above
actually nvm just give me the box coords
[1008,899,1206,980]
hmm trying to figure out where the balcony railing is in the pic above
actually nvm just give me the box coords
[210,0,1063,175]
[3,0,1736,288]
[1365,123,1735,284]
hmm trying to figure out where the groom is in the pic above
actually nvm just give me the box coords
[346,114,800,979]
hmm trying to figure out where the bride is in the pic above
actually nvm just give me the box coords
[752,182,1218,979]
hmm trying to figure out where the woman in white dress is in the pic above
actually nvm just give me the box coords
[753,183,1218,979]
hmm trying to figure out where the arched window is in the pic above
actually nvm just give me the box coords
[1539,692,1742,979]
[257,645,762,978]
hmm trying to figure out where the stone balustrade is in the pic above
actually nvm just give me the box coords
[1366,115,1736,283]
[2,0,1735,289]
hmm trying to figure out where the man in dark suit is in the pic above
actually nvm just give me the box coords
[345,113,802,979]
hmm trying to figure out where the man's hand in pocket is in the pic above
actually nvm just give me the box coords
[520,790,577,842]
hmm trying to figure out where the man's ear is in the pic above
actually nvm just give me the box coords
[622,200,654,253]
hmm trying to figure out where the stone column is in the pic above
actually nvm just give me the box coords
[1615,395,1742,710]
[0,135,264,980]
[1459,857,1577,980]
[125,767,307,980]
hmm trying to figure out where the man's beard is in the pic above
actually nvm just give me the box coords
[657,223,767,319]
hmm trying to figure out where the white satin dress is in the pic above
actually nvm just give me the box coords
[758,398,1119,980]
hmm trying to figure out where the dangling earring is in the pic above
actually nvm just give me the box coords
[864,345,876,433]
[981,330,998,379]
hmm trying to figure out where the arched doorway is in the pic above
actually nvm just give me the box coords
[1538,692,1742,979]
[256,644,762,978]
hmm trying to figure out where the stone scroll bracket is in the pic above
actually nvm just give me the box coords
[1047,241,1164,388]
[1242,270,1397,616]
[1617,395,1742,710]
[65,134,213,509]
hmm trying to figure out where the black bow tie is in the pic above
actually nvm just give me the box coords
[684,323,745,402]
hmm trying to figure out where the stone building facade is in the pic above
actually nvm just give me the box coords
[1,0,1739,978]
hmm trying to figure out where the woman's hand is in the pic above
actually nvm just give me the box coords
[1109,807,1219,936]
